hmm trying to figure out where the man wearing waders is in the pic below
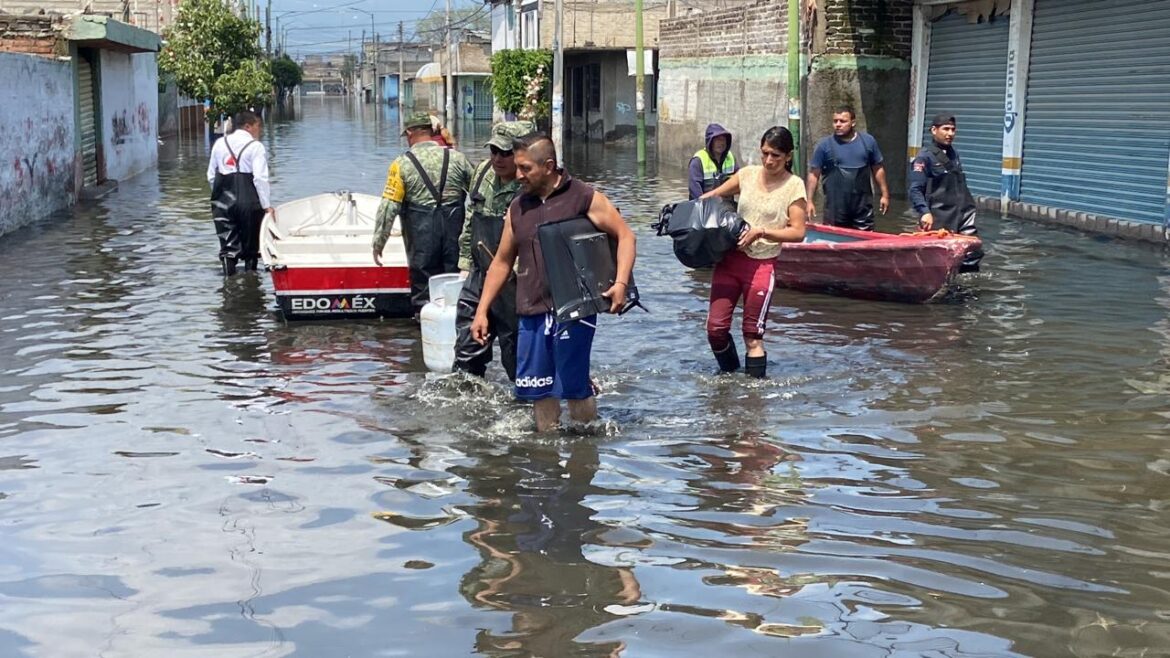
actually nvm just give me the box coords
[806,105,889,231]
[452,120,534,381]
[372,112,471,317]
[688,124,738,200]
[909,113,984,272]
[207,111,272,275]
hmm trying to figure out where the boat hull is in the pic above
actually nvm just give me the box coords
[774,224,980,303]
[269,266,412,319]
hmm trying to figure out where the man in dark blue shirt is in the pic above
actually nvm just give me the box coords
[805,105,889,231]
[908,113,983,272]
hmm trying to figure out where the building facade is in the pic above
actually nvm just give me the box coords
[0,0,178,33]
[364,41,434,106]
[910,0,1170,241]
[432,31,495,121]
[659,0,912,193]
[1,11,160,236]
[488,0,666,141]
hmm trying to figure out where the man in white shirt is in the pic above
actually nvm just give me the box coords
[207,111,273,275]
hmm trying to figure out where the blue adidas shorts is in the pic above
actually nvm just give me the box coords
[515,313,596,401]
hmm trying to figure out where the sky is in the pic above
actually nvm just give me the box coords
[269,0,485,58]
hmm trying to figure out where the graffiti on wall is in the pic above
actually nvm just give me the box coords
[111,111,132,145]
[110,102,153,146]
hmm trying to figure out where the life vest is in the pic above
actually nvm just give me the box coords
[693,149,736,193]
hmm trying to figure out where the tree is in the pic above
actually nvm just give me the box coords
[159,0,273,121]
[413,5,490,42]
[340,54,357,81]
[490,49,553,120]
[271,55,303,102]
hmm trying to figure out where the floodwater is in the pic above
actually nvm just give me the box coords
[2,98,1170,658]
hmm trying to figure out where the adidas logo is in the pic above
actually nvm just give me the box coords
[515,376,554,388]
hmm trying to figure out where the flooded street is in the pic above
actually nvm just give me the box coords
[4,98,1170,657]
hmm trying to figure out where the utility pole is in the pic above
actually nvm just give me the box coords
[634,0,645,164]
[786,0,801,174]
[360,29,365,101]
[371,10,377,105]
[552,0,564,167]
[265,0,271,58]
[445,0,455,126]
[398,21,405,131]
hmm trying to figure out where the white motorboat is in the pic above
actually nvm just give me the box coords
[260,191,411,319]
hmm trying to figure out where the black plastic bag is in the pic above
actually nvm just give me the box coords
[653,197,749,268]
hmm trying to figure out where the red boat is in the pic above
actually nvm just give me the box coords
[774,224,982,303]
[260,192,412,319]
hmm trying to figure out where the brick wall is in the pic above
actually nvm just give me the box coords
[0,13,62,57]
[657,0,790,173]
[660,0,787,58]
[817,0,912,59]
[804,0,913,197]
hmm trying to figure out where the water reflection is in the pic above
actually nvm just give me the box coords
[457,442,639,656]
[1,98,1170,656]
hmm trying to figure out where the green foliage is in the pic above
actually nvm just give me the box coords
[490,49,552,119]
[212,60,274,118]
[159,0,272,121]
[340,54,357,80]
[271,55,303,97]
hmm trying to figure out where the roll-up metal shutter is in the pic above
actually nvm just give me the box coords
[1020,0,1170,224]
[922,10,1010,197]
[78,58,99,187]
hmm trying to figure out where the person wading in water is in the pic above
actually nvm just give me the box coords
[471,134,636,432]
[805,104,889,231]
[701,126,808,378]
[206,111,273,275]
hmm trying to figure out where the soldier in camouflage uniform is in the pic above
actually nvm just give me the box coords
[452,120,534,381]
[373,112,472,314]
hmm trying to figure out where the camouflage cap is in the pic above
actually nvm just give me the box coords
[402,112,433,134]
[484,120,536,151]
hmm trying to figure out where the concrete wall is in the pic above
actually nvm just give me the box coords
[566,50,658,141]
[491,2,517,51]
[438,40,493,75]
[538,1,671,50]
[1,0,175,34]
[657,0,789,169]
[0,51,76,236]
[805,0,913,196]
[99,50,157,181]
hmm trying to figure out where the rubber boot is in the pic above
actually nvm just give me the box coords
[745,354,767,379]
[221,257,238,276]
[713,342,740,374]
[244,258,258,272]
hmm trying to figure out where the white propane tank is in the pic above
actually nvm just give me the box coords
[420,273,464,373]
